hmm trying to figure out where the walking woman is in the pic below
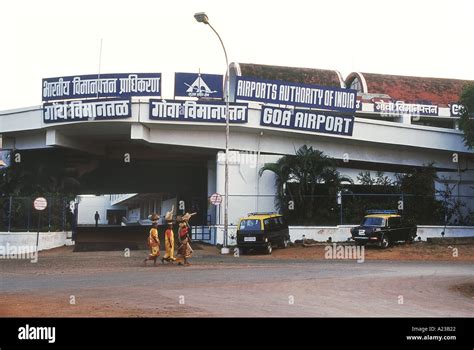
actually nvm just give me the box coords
[177,212,196,266]
[143,214,160,266]
[162,206,176,263]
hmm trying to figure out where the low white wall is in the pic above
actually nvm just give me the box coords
[215,225,353,245]
[416,226,474,240]
[0,231,73,254]
[214,225,474,245]
[289,225,474,242]
[215,225,237,246]
[289,226,353,242]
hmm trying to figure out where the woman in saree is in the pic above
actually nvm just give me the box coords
[177,212,196,266]
[143,214,160,266]
[161,206,176,263]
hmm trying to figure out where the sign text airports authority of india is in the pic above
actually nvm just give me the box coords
[235,76,357,113]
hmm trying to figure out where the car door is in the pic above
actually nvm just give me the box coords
[277,216,289,241]
[263,218,272,243]
[271,217,282,243]
[388,217,402,241]
[399,218,412,241]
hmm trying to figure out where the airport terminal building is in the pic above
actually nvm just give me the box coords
[1,63,473,246]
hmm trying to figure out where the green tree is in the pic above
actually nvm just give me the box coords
[395,163,444,224]
[259,145,352,225]
[357,170,395,186]
[458,82,474,148]
[340,171,399,224]
[437,177,474,226]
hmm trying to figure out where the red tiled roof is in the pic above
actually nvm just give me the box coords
[234,63,344,88]
[346,72,472,106]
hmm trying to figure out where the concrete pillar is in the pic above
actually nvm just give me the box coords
[207,157,217,225]
[215,152,225,225]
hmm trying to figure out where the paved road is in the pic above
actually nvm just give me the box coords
[1,253,473,317]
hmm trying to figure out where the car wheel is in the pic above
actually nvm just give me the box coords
[239,247,247,255]
[266,244,273,255]
[279,239,289,249]
[380,236,390,249]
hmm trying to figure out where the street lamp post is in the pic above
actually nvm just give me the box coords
[194,12,230,254]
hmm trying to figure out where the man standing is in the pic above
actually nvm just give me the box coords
[94,211,100,227]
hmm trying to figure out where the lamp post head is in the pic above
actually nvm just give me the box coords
[194,12,209,24]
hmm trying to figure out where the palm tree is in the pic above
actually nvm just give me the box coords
[259,145,352,225]
[258,155,293,211]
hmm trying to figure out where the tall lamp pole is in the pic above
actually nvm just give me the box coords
[194,12,230,254]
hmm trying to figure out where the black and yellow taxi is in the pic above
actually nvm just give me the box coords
[236,212,290,254]
[350,210,417,248]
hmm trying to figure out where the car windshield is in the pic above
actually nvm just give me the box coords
[239,219,261,231]
[361,217,385,226]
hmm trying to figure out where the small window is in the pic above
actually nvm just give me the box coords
[271,217,281,230]
[275,216,283,227]
[278,216,288,228]
[362,217,386,226]
[263,219,272,231]
[388,217,401,227]
[239,219,261,231]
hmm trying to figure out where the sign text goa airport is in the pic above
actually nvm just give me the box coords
[261,106,354,136]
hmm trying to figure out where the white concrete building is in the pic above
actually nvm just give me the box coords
[1,63,473,244]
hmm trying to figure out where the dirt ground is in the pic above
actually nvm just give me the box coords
[1,242,473,317]
[451,282,474,299]
[251,241,474,262]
